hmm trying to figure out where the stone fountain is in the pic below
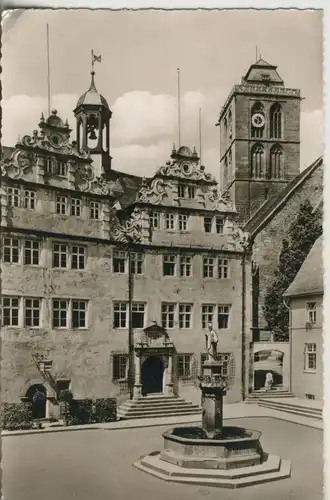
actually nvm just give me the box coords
[133,325,291,488]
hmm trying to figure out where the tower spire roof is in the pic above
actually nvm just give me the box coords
[75,70,110,111]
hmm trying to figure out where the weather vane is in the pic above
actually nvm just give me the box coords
[91,49,102,73]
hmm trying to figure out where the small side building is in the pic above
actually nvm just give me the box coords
[283,236,323,401]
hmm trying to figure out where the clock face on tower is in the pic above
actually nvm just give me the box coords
[251,113,265,128]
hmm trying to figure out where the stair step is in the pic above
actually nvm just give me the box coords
[121,401,197,410]
[118,405,201,415]
[118,409,202,420]
[258,402,323,420]
[259,399,322,414]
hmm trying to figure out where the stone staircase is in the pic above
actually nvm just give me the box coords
[257,398,323,421]
[117,394,202,420]
[245,389,294,404]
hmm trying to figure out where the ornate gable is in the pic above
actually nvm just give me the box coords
[136,145,235,213]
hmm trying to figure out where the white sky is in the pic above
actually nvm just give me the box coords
[2,9,323,180]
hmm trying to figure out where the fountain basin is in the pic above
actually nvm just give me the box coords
[160,426,263,470]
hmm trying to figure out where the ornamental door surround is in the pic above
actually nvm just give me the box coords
[133,323,175,398]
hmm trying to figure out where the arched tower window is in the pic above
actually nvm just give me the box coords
[251,102,265,139]
[269,144,284,179]
[270,103,282,139]
[228,109,233,139]
[251,143,264,178]
[223,156,228,189]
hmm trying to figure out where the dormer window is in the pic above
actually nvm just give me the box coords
[45,158,67,176]
[177,185,195,199]
[187,187,195,199]
[57,162,67,177]
[178,185,186,198]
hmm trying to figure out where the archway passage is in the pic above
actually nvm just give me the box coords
[141,356,164,396]
[26,384,47,419]
[253,350,284,391]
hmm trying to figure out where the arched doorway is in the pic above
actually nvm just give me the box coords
[253,350,284,390]
[141,356,164,396]
[26,384,47,419]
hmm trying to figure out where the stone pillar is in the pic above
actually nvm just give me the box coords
[166,354,174,396]
[200,361,227,439]
[133,352,142,399]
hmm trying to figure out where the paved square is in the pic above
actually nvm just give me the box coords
[2,417,323,500]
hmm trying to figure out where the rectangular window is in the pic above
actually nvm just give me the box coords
[3,237,19,263]
[202,304,215,329]
[71,246,86,270]
[112,353,128,381]
[162,303,176,329]
[187,186,195,199]
[24,298,40,327]
[57,161,67,177]
[203,257,214,278]
[53,243,68,268]
[177,354,192,378]
[307,302,317,324]
[151,212,160,229]
[218,258,229,279]
[45,158,53,173]
[56,196,67,215]
[52,299,69,328]
[113,251,126,273]
[72,300,87,328]
[24,240,40,265]
[2,297,19,326]
[165,213,175,230]
[71,198,81,217]
[204,217,212,233]
[163,254,176,276]
[218,305,230,329]
[114,302,127,328]
[90,201,100,220]
[215,217,224,234]
[178,185,186,198]
[178,214,188,231]
[179,304,192,329]
[180,255,192,277]
[304,343,316,371]
[130,253,143,275]
[132,303,145,328]
[7,187,20,208]
[24,190,36,210]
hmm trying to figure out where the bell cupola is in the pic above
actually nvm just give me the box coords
[74,54,112,176]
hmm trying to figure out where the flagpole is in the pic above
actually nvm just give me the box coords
[46,24,51,116]
[255,45,258,62]
[199,108,202,166]
[177,68,181,147]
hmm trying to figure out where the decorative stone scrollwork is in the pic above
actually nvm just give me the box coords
[137,177,168,205]
[0,149,35,179]
[156,160,216,183]
[73,163,94,191]
[208,186,233,211]
[19,130,90,159]
[109,207,143,243]
[89,175,114,196]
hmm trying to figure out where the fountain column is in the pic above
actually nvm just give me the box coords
[200,360,227,439]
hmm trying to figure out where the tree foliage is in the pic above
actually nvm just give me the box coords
[263,200,322,340]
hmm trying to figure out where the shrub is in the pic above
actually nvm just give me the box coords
[58,389,73,404]
[70,399,94,425]
[94,398,117,423]
[2,402,33,431]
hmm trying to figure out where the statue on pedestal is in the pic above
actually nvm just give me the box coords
[205,323,219,361]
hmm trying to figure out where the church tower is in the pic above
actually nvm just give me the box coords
[217,58,301,224]
[74,68,112,176]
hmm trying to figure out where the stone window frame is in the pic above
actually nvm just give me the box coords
[89,200,100,220]
[71,197,82,217]
[178,213,189,231]
[178,303,193,329]
[203,256,215,278]
[23,189,37,210]
[163,254,177,277]
[130,252,144,275]
[112,250,127,274]
[201,304,215,329]
[24,297,42,328]
[2,236,20,263]
[218,304,231,329]
[304,343,317,373]
[1,295,20,327]
[111,352,129,382]
[161,302,177,329]
[269,103,283,140]
[52,241,87,270]
[52,298,89,329]
[165,212,175,230]
[6,186,20,208]
[179,254,192,277]
[306,301,317,325]
[24,239,41,266]
[151,211,161,229]
[177,353,193,379]
[113,301,146,329]
[218,258,230,279]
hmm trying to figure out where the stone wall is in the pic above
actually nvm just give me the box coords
[251,163,323,329]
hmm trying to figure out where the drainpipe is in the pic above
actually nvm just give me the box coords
[127,242,134,400]
[283,298,292,393]
[241,252,246,401]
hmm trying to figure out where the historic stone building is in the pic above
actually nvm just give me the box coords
[217,58,301,224]
[1,70,252,419]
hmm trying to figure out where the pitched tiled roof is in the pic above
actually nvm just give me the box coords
[245,156,323,236]
[283,236,323,297]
